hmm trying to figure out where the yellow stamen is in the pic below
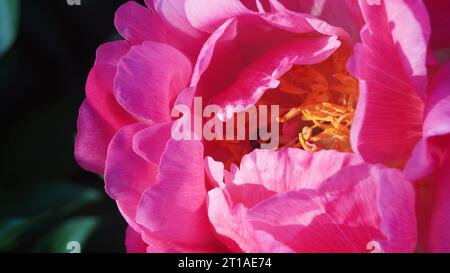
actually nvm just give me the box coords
[276,49,359,152]
[276,107,301,123]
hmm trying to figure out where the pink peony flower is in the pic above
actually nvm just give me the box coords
[75,0,450,253]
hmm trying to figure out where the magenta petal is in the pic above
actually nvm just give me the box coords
[272,0,364,42]
[133,122,173,165]
[247,164,416,252]
[404,140,439,182]
[89,41,130,94]
[126,226,148,253]
[427,154,450,252]
[105,123,157,232]
[115,1,168,45]
[75,101,118,173]
[75,41,135,173]
[423,0,450,51]
[209,36,341,118]
[422,63,450,138]
[139,232,223,253]
[115,41,192,122]
[412,145,450,253]
[136,139,218,248]
[190,18,236,88]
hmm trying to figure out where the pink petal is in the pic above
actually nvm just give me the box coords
[230,148,364,192]
[403,63,450,252]
[207,188,294,253]
[225,178,278,209]
[105,123,157,232]
[247,164,417,252]
[126,226,148,253]
[136,139,220,249]
[405,62,450,181]
[185,0,254,32]
[357,0,430,98]
[348,24,425,166]
[376,165,418,252]
[149,0,205,39]
[119,1,206,58]
[205,156,225,188]
[147,0,207,57]
[115,41,192,122]
[75,41,135,173]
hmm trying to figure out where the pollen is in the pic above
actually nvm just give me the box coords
[276,49,359,152]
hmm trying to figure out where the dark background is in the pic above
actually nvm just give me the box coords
[0,0,144,252]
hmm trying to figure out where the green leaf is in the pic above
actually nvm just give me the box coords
[0,0,20,57]
[0,218,29,250]
[32,216,100,253]
[0,181,102,218]
[0,182,102,251]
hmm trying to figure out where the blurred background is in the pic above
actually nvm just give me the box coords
[0,0,140,252]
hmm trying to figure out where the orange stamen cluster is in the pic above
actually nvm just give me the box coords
[276,50,359,152]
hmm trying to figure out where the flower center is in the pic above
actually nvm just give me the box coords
[275,49,359,152]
